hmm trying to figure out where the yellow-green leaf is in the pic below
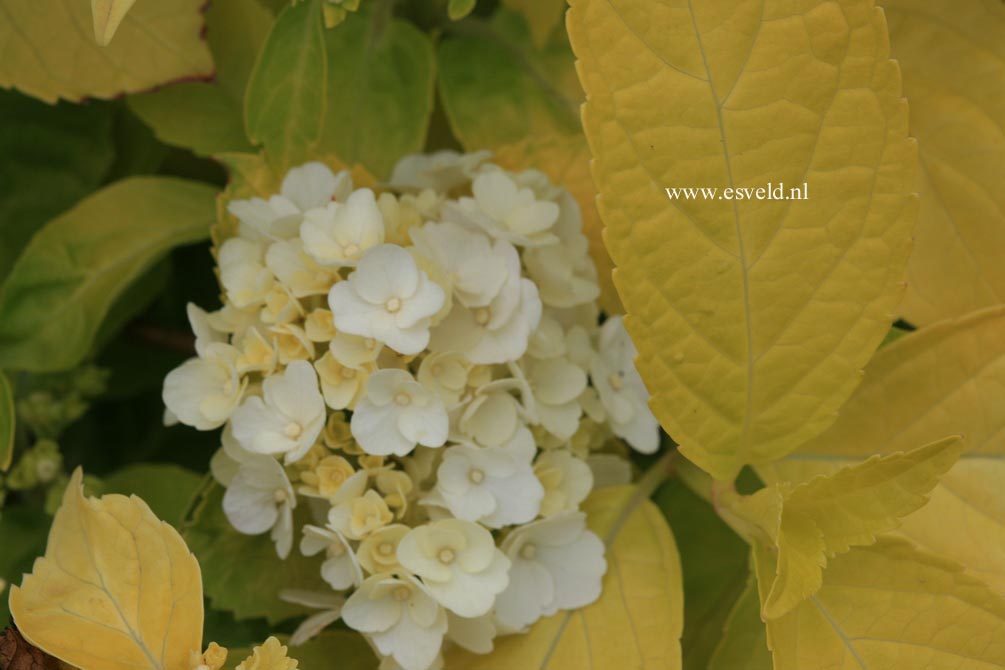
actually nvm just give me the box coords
[445,485,683,669]
[91,0,137,45]
[737,437,962,618]
[567,0,917,479]
[501,0,566,48]
[708,574,770,670]
[0,0,213,103]
[448,0,477,21]
[754,538,1005,669]
[0,370,13,471]
[0,177,215,373]
[245,0,327,172]
[9,468,204,670]
[885,0,1005,326]
[758,306,1005,594]
[128,0,273,156]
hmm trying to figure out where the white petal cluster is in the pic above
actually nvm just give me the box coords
[162,156,662,670]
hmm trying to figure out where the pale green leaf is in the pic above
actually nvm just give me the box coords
[0,0,214,103]
[567,0,917,479]
[128,0,273,156]
[758,306,1005,595]
[754,538,1005,669]
[445,485,683,669]
[448,0,477,21]
[0,177,215,372]
[313,6,436,178]
[245,0,327,172]
[708,573,771,670]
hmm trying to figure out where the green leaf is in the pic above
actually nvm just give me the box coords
[182,480,328,624]
[448,0,477,20]
[287,631,377,670]
[0,503,50,628]
[245,0,327,172]
[0,177,215,373]
[708,574,770,670]
[437,9,581,150]
[655,479,748,670]
[0,370,14,471]
[0,91,115,283]
[0,0,214,103]
[314,6,436,178]
[128,0,274,156]
[103,463,203,525]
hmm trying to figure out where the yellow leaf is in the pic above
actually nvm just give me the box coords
[0,0,213,103]
[735,437,962,618]
[566,0,917,479]
[9,468,204,670]
[754,538,1005,669]
[91,0,138,46]
[501,0,566,48]
[758,306,1005,594]
[235,637,298,670]
[445,485,683,669]
[494,135,621,315]
[883,0,1005,326]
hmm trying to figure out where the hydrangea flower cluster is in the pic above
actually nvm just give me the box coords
[162,151,659,670]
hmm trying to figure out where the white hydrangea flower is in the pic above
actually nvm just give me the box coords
[397,519,510,617]
[455,384,524,448]
[495,512,606,630]
[162,343,245,430]
[300,188,385,267]
[591,316,659,454]
[410,222,510,308]
[388,150,490,192]
[429,241,541,364]
[351,369,448,456]
[265,239,339,297]
[519,356,587,440]
[416,352,470,408]
[300,524,363,590]
[330,331,383,367]
[428,444,543,528]
[357,524,410,576]
[328,489,394,540]
[218,237,274,309]
[534,450,593,517]
[329,244,445,355]
[230,360,326,463]
[315,350,371,410]
[227,162,352,241]
[223,454,296,559]
[279,589,346,646]
[524,243,599,308]
[446,612,496,655]
[446,169,560,247]
[342,574,448,670]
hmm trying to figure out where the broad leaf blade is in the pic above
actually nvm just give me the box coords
[91,0,138,45]
[0,0,213,103]
[885,0,1005,326]
[245,0,327,172]
[9,469,204,670]
[567,0,917,479]
[445,485,683,669]
[0,177,215,372]
[0,371,13,471]
[708,574,770,670]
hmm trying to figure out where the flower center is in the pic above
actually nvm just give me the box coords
[474,307,491,325]
[520,543,537,560]
[431,364,443,376]
[468,468,485,484]
[284,422,303,438]
[274,489,288,503]
[438,548,456,565]
[378,542,395,557]
[340,367,356,380]
[393,586,411,602]
[394,392,411,406]
[385,297,402,313]
[608,372,624,391]
[343,243,360,258]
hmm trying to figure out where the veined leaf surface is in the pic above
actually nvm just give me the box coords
[445,485,683,669]
[91,0,138,45]
[9,469,204,670]
[0,0,213,103]
[567,0,917,479]
[885,0,1005,326]
[759,306,1005,594]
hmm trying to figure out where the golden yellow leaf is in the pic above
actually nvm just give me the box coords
[501,0,566,48]
[494,135,621,315]
[884,0,1005,326]
[445,485,683,669]
[732,437,961,618]
[567,0,917,479]
[91,0,137,46]
[235,637,298,670]
[9,468,204,670]
[754,538,1005,669]
[758,306,1005,594]
[0,0,213,103]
